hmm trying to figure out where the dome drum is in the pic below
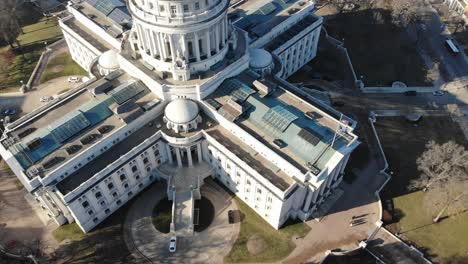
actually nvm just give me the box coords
[98,50,120,76]
[249,49,274,77]
[164,99,202,133]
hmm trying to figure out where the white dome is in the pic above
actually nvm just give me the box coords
[249,48,273,69]
[98,50,120,70]
[164,99,199,124]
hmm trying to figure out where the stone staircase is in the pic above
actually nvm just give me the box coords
[173,191,194,237]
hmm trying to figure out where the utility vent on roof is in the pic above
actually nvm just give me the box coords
[298,127,322,146]
[18,128,36,139]
[43,156,65,169]
[65,144,82,155]
[206,99,222,110]
[26,138,42,151]
[306,162,321,175]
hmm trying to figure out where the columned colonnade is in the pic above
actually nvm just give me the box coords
[134,16,229,64]
[165,142,204,168]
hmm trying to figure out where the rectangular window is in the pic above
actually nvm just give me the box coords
[107,182,114,190]
[88,210,94,215]
[183,4,189,12]
[195,2,200,10]
[82,201,89,208]
[143,158,149,164]
[170,5,177,15]
[112,192,118,198]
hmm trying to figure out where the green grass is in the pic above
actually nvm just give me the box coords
[394,191,468,262]
[151,198,172,234]
[40,53,87,83]
[0,17,62,93]
[17,17,62,46]
[53,223,85,242]
[225,198,311,263]
[376,116,468,262]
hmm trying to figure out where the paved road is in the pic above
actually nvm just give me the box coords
[414,0,468,81]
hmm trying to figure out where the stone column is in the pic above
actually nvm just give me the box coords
[215,24,220,53]
[169,35,176,61]
[187,147,193,167]
[158,32,167,60]
[181,34,189,61]
[145,29,154,57]
[175,148,182,168]
[151,30,159,57]
[194,32,201,61]
[206,31,211,58]
[302,188,314,212]
[197,143,203,162]
[165,144,174,164]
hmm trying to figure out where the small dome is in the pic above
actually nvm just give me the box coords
[164,99,199,124]
[98,50,120,70]
[249,48,273,69]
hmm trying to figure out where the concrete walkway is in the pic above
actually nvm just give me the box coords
[173,191,193,237]
[124,180,240,264]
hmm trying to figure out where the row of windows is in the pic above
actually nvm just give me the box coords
[147,0,212,14]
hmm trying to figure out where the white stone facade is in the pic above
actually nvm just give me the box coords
[0,0,360,234]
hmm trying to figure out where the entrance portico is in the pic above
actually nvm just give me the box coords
[167,142,204,168]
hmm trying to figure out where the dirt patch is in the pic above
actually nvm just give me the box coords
[50,65,64,73]
[246,234,267,255]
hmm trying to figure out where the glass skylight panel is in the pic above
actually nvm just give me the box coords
[49,111,91,143]
[262,105,297,132]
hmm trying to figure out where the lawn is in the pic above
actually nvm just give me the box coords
[0,17,62,93]
[151,197,172,234]
[320,1,431,86]
[40,53,87,83]
[375,116,468,262]
[52,223,85,242]
[51,200,137,263]
[225,197,311,263]
[394,191,468,262]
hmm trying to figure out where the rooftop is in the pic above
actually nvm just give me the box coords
[229,0,314,41]
[56,115,162,195]
[205,71,352,174]
[208,126,294,192]
[63,16,114,52]
[72,0,131,35]
[264,13,320,52]
[3,72,159,177]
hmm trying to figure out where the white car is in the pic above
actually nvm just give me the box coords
[40,96,53,102]
[432,90,445,96]
[68,76,81,83]
[169,236,177,253]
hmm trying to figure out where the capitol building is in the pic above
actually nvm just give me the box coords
[0,0,358,233]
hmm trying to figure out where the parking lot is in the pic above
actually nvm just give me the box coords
[0,75,85,123]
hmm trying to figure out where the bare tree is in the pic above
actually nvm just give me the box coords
[410,141,468,223]
[390,0,425,28]
[0,0,23,48]
[408,140,468,191]
[424,176,468,223]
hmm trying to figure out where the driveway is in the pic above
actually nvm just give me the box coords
[124,180,240,264]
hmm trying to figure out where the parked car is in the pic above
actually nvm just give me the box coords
[40,96,54,102]
[404,90,417,96]
[3,108,17,116]
[169,236,177,253]
[432,90,445,96]
[68,76,81,83]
